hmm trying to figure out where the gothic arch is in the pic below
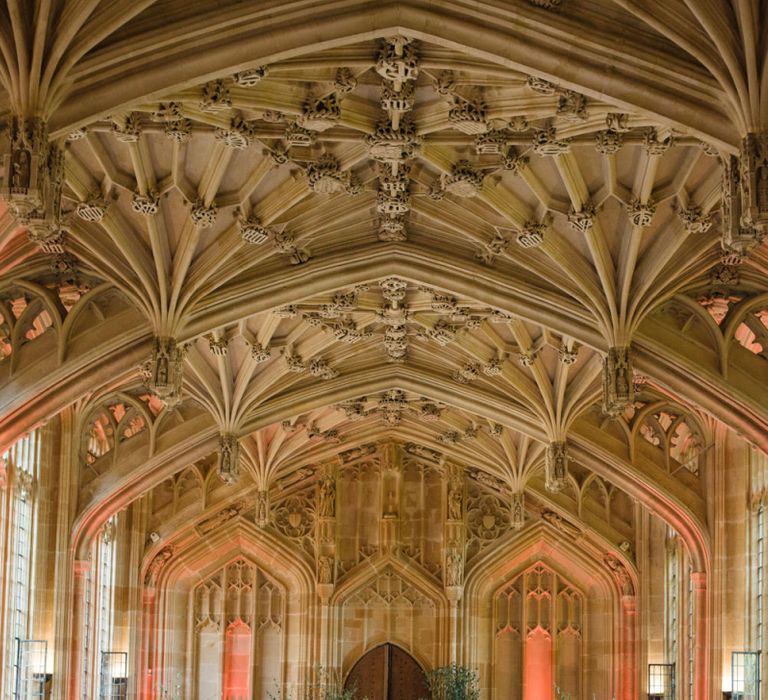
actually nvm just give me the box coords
[52,2,736,145]
[330,553,449,673]
[463,523,636,700]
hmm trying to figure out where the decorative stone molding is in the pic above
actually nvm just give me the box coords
[605,113,631,132]
[567,203,596,233]
[334,67,357,94]
[144,546,173,586]
[274,231,310,265]
[449,99,488,135]
[532,126,571,155]
[740,132,768,232]
[284,350,305,372]
[196,500,246,535]
[297,94,341,132]
[233,66,269,86]
[602,346,633,417]
[190,199,217,228]
[367,119,420,168]
[249,342,271,362]
[604,553,634,595]
[526,76,557,94]
[1,116,63,237]
[306,153,357,194]
[217,433,240,485]
[110,113,142,142]
[238,213,271,245]
[502,148,529,174]
[76,198,108,222]
[452,363,480,384]
[643,128,674,156]
[206,333,228,356]
[676,205,712,234]
[284,123,315,147]
[378,214,408,241]
[442,160,485,197]
[557,344,578,364]
[164,118,192,143]
[199,80,231,112]
[508,115,530,132]
[131,191,159,216]
[626,198,656,227]
[557,90,588,121]
[214,116,256,149]
[375,37,419,91]
[595,129,623,154]
[516,220,546,248]
[28,227,66,254]
[308,358,339,380]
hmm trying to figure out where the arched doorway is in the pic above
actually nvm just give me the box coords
[345,644,429,700]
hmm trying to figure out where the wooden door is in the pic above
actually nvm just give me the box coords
[344,644,429,700]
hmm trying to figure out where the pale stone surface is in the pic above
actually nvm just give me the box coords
[0,3,767,699]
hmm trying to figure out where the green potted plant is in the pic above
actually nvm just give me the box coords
[424,664,480,700]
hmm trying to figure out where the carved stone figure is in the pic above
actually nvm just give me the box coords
[741,132,768,233]
[318,474,336,518]
[511,491,525,530]
[445,549,464,586]
[277,467,314,490]
[541,509,581,538]
[604,553,634,595]
[545,441,568,493]
[217,434,240,485]
[602,346,634,417]
[255,490,270,527]
[148,337,185,407]
[1,117,63,237]
[197,501,243,535]
[448,479,463,521]
[317,556,334,584]
[144,546,173,586]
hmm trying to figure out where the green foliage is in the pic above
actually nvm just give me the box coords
[424,664,480,700]
[267,666,368,700]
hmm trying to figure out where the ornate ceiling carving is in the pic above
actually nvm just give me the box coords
[0,2,766,568]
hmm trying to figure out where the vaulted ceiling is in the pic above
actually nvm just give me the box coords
[1,0,767,561]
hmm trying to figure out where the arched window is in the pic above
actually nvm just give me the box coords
[97,519,118,699]
[189,558,285,699]
[493,563,583,700]
[1,430,41,698]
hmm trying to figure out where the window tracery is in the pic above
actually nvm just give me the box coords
[494,564,583,699]
[190,558,285,699]
[1,431,40,699]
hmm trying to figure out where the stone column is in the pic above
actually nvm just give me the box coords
[621,595,637,700]
[691,572,708,700]
[444,464,465,664]
[67,559,91,700]
[140,588,156,700]
[316,463,337,670]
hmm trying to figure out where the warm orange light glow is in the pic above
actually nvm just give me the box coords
[223,619,252,700]
[524,625,552,700]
